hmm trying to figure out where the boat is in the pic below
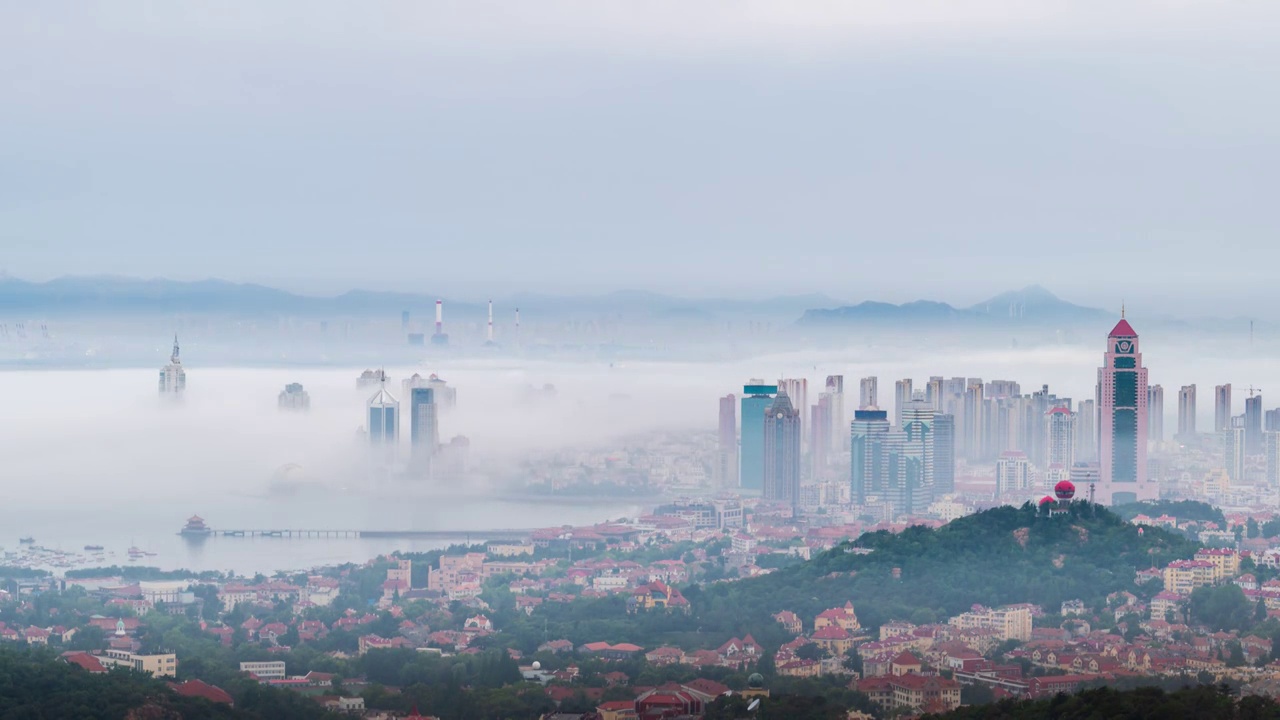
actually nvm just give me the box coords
[18,537,34,544]
[128,546,144,558]
[84,545,104,551]
[179,514,213,537]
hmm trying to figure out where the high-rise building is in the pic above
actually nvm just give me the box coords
[763,391,802,508]
[1096,316,1154,503]
[859,377,879,410]
[811,392,835,479]
[409,388,439,462]
[1215,384,1233,433]
[894,379,914,427]
[926,377,944,412]
[1265,431,1280,487]
[278,383,310,411]
[1045,407,1075,470]
[1147,385,1165,448]
[850,409,890,505]
[740,382,777,492]
[158,336,186,394]
[932,414,956,495]
[368,386,400,445]
[1075,399,1097,462]
[901,400,935,497]
[778,378,808,425]
[1223,422,1245,483]
[1177,385,1197,438]
[1245,393,1263,455]
[995,452,1031,496]
[963,382,985,461]
[825,375,846,452]
[427,374,457,409]
[1267,408,1280,433]
[717,394,738,488]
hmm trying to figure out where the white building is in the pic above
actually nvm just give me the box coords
[158,336,185,394]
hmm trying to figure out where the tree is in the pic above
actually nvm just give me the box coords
[1248,518,1260,539]
[794,643,827,661]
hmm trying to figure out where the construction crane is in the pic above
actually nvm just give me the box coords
[1247,385,1263,398]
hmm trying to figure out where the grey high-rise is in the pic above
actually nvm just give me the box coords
[1245,394,1263,455]
[763,390,802,508]
[850,409,890,505]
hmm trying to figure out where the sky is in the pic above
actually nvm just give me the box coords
[2,2,1278,314]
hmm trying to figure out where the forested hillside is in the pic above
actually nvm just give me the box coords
[921,684,1280,720]
[690,501,1197,644]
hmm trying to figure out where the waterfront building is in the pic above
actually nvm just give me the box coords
[1178,385,1197,439]
[1215,384,1233,433]
[740,382,777,492]
[717,394,738,488]
[278,383,310,411]
[859,376,878,410]
[158,336,186,395]
[1148,385,1164,448]
[367,386,399,445]
[1096,315,1154,503]
[763,390,802,508]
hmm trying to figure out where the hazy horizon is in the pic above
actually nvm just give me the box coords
[5,2,1280,317]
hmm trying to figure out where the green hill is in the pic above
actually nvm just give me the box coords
[690,501,1197,643]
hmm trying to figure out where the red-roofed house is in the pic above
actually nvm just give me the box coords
[171,679,234,705]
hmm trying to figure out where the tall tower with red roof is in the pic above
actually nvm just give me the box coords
[1095,313,1154,503]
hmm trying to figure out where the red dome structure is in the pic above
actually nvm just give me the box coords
[1039,495,1056,507]
[1054,480,1076,501]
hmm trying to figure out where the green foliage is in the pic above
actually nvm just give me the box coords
[64,566,225,581]
[691,502,1197,645]
[1189,585,1254,632]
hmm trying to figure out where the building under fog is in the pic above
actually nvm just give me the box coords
[158,336,186,395]
[367,386,399,445]
[278,383,311,411]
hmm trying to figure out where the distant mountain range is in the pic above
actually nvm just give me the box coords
[0,275,839,320]
[798,284,1114,327]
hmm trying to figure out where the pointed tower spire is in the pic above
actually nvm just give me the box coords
[172,335,180,362]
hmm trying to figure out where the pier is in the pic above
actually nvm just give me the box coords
[204,528,532,541]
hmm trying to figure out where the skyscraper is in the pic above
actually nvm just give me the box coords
[1096,316,1153,503]
[739,382,777,492]
[763,391,802,508]
[1267,408,1280,433]
[859,377,878,410]
[1215,384,1233,433]
[409,387,439,463]
[1177,385,1197,439]
[1045,407,1075,470]
[1075,399,1097,462]
[901,400,935,498]
[778,379,808,427]
[825,375,846,452]
[932,414,956,495]
[894,379,913,427]
[717,394,738,488]
[1265,431,1280,487]
[1245,393,1263,455]
[811,392,835,479]
[963,382,985,461]
[926,377,944,412]
[850,409,890,505]
[158,335,186,394]
[368,386,400,445]
[1223,421,1245,483]
[1148,385,1164,448]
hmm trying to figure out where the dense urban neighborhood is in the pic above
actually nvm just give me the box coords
[9,500,1280,718]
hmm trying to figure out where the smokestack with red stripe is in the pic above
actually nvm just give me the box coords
[435,300,443,336]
